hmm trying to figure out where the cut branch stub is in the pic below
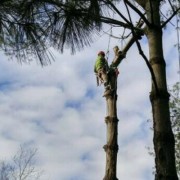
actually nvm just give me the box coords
[105,116,119,124]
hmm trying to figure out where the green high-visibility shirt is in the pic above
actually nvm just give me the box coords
[94,56,108,73]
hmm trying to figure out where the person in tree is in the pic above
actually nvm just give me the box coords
[94,47,124,97]
[94,51,112,97]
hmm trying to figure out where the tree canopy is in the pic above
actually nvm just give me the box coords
[0,0,179,65]
[0,0,179,179]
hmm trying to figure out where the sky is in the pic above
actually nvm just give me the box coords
[0,3,179,180]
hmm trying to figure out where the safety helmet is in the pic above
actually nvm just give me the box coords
[98,51,105,56]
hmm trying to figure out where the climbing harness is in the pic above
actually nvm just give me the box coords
[96,69,105,86]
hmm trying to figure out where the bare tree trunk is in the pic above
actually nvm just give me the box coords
[103,71,119,180]
[102,21,144,179]
[145,1,178,179]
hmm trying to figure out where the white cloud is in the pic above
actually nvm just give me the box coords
[0,51,162,180]
[0,4,178,180]
[118,139,154,180]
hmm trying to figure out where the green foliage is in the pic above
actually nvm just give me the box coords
[0,0,51,64]
[0,0,107,64]
[0,0,124,64]
[0,0,179,65]
[148,82,180,176]
[169,82,180,177]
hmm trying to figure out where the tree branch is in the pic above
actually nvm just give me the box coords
[124,0,159,94]
[104,0,131,25]
[100,16,144,32]
[167,0,175,11]
[100,16,131,29]
[134,0,146,9]
[161,8,180,28]
[110,19,144,67]
[124,0,151,27]
[103,30,132,40]
[149,0,154,25]
[160,10,175,26]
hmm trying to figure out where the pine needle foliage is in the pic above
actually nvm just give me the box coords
[0,0,178,65]
[0,0,51,65]
[0,0,115,64]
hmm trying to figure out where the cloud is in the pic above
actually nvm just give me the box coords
[0,6,178,180]
[0,49,161,180]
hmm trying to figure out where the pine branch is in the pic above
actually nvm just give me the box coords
[100,16,144,32]
[104,0,131,25]
[100,16,131,29]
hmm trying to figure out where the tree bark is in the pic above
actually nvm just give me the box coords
[103,21,144,179]
[144,1,178,179]
[103,71,119,180]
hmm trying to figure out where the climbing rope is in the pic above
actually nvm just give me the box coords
[106,11,115,60]
[106,26,112,60]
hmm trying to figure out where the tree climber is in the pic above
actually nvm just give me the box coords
[94,47,126,97]
[94,51,112,97]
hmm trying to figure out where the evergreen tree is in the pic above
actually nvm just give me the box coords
[0,0,179,179]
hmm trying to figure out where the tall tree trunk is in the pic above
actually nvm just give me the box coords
[145,1,178,179]
[103,71,119,180]
[102,22,144,179]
